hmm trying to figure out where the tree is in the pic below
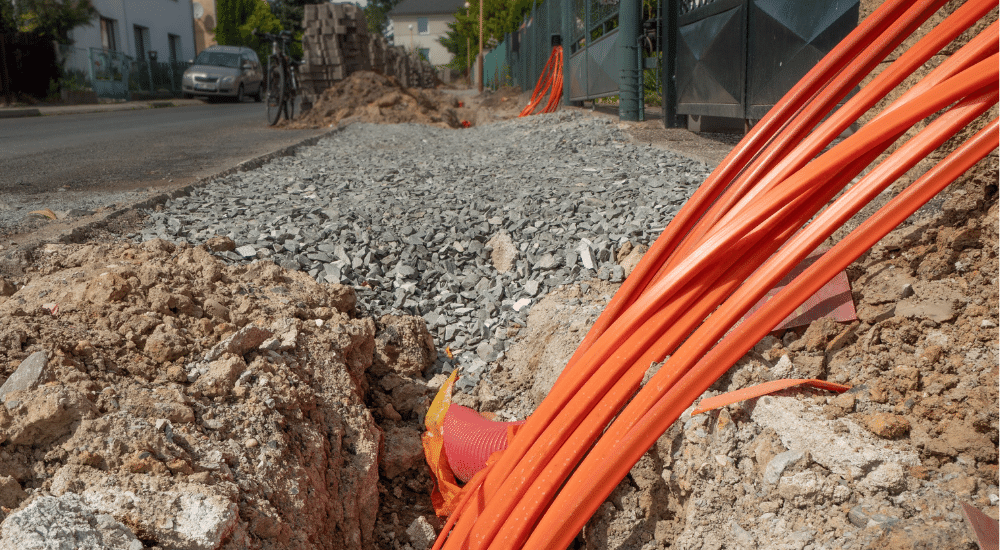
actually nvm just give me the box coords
[364,0,401,37]
[12,0,98,44]
[271,0,308,59]
[440,0,534,72]
[214,0,284,64]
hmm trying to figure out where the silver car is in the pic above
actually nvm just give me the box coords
[182,45,263,102]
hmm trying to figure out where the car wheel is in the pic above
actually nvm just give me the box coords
[235,84,244,103]
[254,84,263,102]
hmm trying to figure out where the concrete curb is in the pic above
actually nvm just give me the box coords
[58,125,344,244]
[0,109,40,119]
[0,100,202,118]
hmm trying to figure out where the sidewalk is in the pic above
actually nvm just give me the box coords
[0,98,207,119]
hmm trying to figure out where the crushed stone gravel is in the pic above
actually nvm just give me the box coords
[131,112,712,387]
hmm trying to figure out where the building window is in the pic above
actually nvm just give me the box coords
[100,17,117,51]
[418,48,430,61]
[417,17,428,35]
[168,33,182,64]
[134,25,150,61]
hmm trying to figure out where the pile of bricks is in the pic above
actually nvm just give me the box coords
[299,3,441,111]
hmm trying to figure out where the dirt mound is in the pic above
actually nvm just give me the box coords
[0,238,441,549]
[290,71,467,130]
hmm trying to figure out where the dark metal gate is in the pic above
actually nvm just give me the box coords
[672,0,859,121]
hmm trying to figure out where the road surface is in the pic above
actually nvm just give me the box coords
[0,101,327,195]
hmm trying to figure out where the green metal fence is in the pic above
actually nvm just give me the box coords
[483,0,563,91]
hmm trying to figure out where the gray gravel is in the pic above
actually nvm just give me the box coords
[131,112,711,387]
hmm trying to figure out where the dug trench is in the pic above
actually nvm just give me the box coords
[0,83,996,550]
[0,156,995,549]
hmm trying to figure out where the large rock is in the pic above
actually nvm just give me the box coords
[0,494,142,550]
[0,351,47,403]
[3,385,97,446]
[374,316,436,376]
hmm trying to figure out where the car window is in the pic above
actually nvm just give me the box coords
[194,51,240,68]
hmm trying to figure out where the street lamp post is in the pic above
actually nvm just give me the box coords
[478,0,484,92]
[464,2,471,87]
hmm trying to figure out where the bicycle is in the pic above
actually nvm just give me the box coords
[254,29,298,125]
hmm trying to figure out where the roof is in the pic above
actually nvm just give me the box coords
[388,0,467,17]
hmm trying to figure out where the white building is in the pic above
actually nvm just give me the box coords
[388,0,466,66]
[69,0,197,64]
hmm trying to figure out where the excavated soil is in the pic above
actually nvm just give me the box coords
[287,72,480,130]
[0,238,443,549]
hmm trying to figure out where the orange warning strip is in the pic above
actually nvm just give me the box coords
[691,379,852,415]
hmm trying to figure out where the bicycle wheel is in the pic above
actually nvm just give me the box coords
[265,57,285,126]
[283,67,296,121]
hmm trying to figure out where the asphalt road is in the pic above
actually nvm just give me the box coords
[0,101,327,195]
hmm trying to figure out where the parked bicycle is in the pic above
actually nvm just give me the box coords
[253,29,298,125]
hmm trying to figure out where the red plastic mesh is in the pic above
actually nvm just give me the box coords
[961,501,999,550]
[442,405,525,483]
[741,247,856,331]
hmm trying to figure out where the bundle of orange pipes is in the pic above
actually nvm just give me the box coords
[519,45,564,117]
[431,1,999,548]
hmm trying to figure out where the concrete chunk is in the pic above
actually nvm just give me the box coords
[0,351,47,403]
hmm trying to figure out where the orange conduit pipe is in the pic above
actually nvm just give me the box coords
[519,46,563,117]
[432,2,998,548]
[471,48,993,547]
[485,66,997,550]
[524,116,999,550]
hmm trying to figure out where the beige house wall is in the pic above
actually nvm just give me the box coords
[390,14,454,65]
[192,0,218,55]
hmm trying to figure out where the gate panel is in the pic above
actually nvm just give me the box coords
[675,0,744,118]
[746,0,859,118]
[89,48,131,101]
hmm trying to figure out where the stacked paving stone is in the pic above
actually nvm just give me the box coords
[299,3,440,109]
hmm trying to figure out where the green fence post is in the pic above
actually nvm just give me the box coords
[618,0,641,121]
[661,0,682,127]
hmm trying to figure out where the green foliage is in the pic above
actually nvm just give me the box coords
[271,0,309,59]
[215,0,289,63]
[364,0,401,36]
[441,0,535,72]
[11,0,97,44]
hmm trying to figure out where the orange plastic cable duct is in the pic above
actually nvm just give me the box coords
[520,46,563,117]
[524,115,999,550]
[432,2,998,548]
[487,67,997,550]
[518,65,1000,548]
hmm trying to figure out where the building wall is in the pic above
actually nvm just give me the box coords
[389,14,454,66]
[192,0,218,54]
[70,0,196,62]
